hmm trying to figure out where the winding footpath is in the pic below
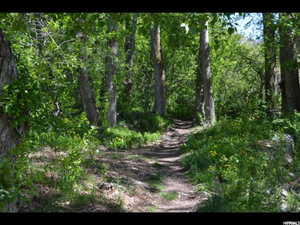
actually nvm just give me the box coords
[121,119,206,212]
[17,119,207,212]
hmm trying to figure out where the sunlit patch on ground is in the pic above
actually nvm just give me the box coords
[19,120,204,212]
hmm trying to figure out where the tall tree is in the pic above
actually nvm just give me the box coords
[77,30,100,126]
[196,19,216,126]
[0,30,20,157]
[279,13,300,114]
[123,13,138,100]
[151,23,166,115]
[263,13,277,117]
[78,69,99,126]
[106,15,118,127]
[0,29,26,212]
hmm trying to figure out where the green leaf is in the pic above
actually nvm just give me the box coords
[228,27,235,35]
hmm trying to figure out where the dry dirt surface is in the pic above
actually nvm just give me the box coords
[19,119,207,212]
[95,119,207,212]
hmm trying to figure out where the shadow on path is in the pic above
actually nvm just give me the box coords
[95,119,205,212]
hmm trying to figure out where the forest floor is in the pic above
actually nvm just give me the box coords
[19,119,207,212]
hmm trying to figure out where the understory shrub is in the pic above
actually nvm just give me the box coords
[102,126,160,150]
[181,117,298,212]
[119,110,171,133]
[0,128,101,211]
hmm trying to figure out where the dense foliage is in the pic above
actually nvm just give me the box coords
[0,12,299,212]
[181,117,300,211]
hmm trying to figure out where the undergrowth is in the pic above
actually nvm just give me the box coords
[181,115,300,212]
[102,111,170,150]
[102,126,160,150]
[0,110,169,211]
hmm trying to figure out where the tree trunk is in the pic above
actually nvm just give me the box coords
[77,32,100,127]
[0,29,25,212]
[78,71,99,126]
[0,30,23,156]
[151,24,166,116]
[65,71,83,116]
[196,20,216,126]
[263,13,277,117]
[279,13,300,114]
[106,16,118,127]
[195,52,205,120]
[123,14,138,100]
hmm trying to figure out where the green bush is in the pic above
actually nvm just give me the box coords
[102,126,160,150]
[272,113,300,143]
[119,110,171,133]
[57,147,85,193]
[168,98,195,120]
[0,127,102,211]
[181,118,292,212]
[0,158,17,210]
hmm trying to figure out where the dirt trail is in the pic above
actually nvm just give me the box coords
[19,119,206,212]
[135,120,202,212]
[96,119,206,212]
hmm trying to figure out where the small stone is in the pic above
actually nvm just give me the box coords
[98,182,113,190]
[281,188,288,197]
[280,201,289,212]
[98,145,108,151]
[271,134,280,142]
[266,188,272,195]
[288,172,296,178]
[285,153,293,164]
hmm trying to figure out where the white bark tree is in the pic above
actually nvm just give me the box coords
[151,24,166,116]
[196,19,216,126]
[106,16,118,127]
